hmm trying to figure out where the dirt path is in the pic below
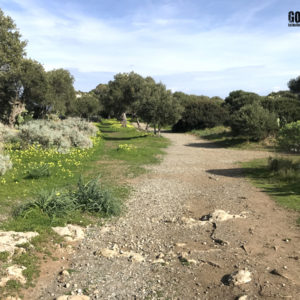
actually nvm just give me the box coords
[38,132,300,299]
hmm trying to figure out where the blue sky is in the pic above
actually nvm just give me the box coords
[1,0,299,97]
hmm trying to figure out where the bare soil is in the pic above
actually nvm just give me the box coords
[33,132,300,299]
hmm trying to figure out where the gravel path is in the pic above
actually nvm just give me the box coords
[37,132,300,300]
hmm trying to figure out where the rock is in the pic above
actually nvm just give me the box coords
[238,296,248,300]
[0,230,39,257]
[5,297,22,300]
[121,251,145,262]
[181,217,207,227]
[96,248,118,258]
[0,265,27,287]
[58,269,70,283]
[152,258,165,264]
[56,296,90,300]
[52,225,85,242]
[229,269,252,285]
[210,210,245,222]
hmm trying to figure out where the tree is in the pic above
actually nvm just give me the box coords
[0,9,27,126]
[262,91,300,126]
[46,69,76,116]
[106,72,146,126]
[73,92,102,119]
[137,83,182,135]
[224,90,262,114]
[93,83,111,117]
[0,9,26,71]
[288,76,300,95]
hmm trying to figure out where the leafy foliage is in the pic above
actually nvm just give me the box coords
[19,118,98,152]
[14,177,122,219]
[288,75,300,94]
[224,90,262,114]
[45,68,76,116]
[14,190,76,218]
[230,102,278,141]
[25,164,50,179]
[172,99,228,132]
[73,177,122,216]
[262,91,300,126]
[277,120,300,152]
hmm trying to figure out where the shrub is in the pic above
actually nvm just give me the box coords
[14,190,76,218]
[277,121,300,152]
[0,154,13,175]
[72,177,122,216]
[230,103,278,141]
[172,100,228,132]
[0,122,19,144]
[19,118,98,152]
[25,164,51,179]
[268,157,300,181]
[14,177,122,219]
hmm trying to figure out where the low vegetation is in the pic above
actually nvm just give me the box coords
[0,118,169,297]
[242,156,300,224]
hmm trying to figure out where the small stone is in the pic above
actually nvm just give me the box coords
[56,296,90,300]
[238,296,248,300]
[228,269,252,285]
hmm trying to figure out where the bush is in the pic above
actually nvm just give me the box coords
[73,177,122,216]
[268,157,300,181]
[0,154,13,175]
[0,122,19,144]
[230,103,278,141]
[172,100,228,132]
[25,164,51,179]
[19,118,98,152]
[14,177,122,219]
[277,121,300,152]
[14,190,76,218]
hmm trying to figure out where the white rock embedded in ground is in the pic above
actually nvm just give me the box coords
[181,216,207,227]
[96,247,145,262]
[181,210,246,227]
[238,296,248,300]
[210,209,246,222]
[5,296,22,300]
[52,225,85,242]
[0,265,27,287]
[56,296,90,300]
[230,269,252,285]
[0,230,39,257]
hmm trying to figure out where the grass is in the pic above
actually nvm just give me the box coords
[0,118,169,297]
[242,156,300,224]
[191,126,276,151]
[0,252,9,262]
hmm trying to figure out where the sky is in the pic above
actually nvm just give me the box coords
[0,0,300,98]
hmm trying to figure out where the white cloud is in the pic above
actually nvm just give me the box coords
[2,0,299,95]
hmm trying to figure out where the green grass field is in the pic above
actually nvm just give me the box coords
[242,157,300,224]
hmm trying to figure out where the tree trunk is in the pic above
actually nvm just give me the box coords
[8,99,26,128]
[158,124,161,137]
[136,117,141,130]
[154,124,157,134]
[122,112,127,127]
[145,123,149,132]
